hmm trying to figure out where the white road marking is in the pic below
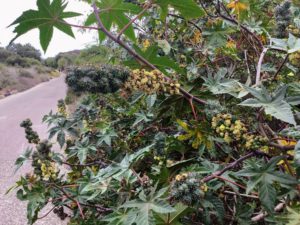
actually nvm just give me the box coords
[0,116,7,120]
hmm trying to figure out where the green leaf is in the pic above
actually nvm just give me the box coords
[156,203,190,225]
[85,0,141,41]
[202,68,246,97]
[270,34,300,53]
[238,157,298,213]
[69,138,97,164]
[239,85,296,125]
[102,210,137,225]
[121,185,175,225]
[294,141,300,169]
[14,147,32,173]
[124,45,183,74]
[280,126,300,139]
[9,0,80,52]
[154,0,204,19]
[258,182,276,214]
[97,127,118,146]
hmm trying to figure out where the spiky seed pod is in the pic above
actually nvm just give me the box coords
[20,119,40,144]
[170,172,205,206]
[289,50,300,67]
[274,1,291,38]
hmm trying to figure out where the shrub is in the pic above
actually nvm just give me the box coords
[18,69,33,78]
[0,48,13,62]
[6,55,30,67]
[0,78,12,89]
[65,65,129,94]
[43,57,57,68]
[6,43,41,61]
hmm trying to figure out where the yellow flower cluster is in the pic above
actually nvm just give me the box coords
[212,113,247,144]
[124,69,181,95]
[243,134,268,150]
[212,113,268,149]
[191,30,202,45]
[175,172,189,181]
[142,39,151,50]
[288,25,300,36]
[289,51,300,67]
[39,161,58,181]
[57,106,67,116]
[154,156,165,166]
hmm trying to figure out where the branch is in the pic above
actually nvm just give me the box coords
[251,202,285,222]
[61,160,107,168]
[91,3,207,105]
[117,2,152,40]
[52,184,112,213]
[215,2,264,49]
[168,13,202,33]
[201,151,257,183]
[37,205,57,220]
[269,142,295,151]
[274,54,289,78]
[255,48,268,85]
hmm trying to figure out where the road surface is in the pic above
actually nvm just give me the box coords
[0,76,67,225]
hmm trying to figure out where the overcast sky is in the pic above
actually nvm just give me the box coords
[0,0,97,57]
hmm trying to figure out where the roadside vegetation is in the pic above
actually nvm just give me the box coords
[0,43,59,98]
[7,0,300,225]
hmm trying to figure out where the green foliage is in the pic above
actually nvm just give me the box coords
[9,0,80,51]
[154,0,204,20]
[238,157,297,213]
[85,0,141,41]
[10,0,300,224]
[66,66,129,94]
[239,85,297,125]
[6,43,41,61]
[120,185,175,225]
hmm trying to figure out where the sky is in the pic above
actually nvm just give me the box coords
[0,0,97,57]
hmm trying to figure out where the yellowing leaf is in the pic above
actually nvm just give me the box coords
[278,139,297,147]
[227,0,248,18]
[177,119,190,132]
[178,133,193,141]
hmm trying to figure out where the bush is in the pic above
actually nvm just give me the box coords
[5,55,30,67]
[6,43,41,61]
[0,78,12,89]
[18,69,33,78]
[65,65,129,94]
[0,48,13,62]
[43,57,57,68]
[57,57,69,70]
[35,65,51,74]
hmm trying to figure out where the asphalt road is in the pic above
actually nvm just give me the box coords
[0,76,67,225]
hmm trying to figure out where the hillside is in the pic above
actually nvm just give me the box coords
[0,43,59,98]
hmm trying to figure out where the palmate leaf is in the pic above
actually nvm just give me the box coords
[102,210,137,225]
[237,157,298,213]
[96,126,118,146]
[69,137,97,164]
[121,185,175,225]
[270,34,300,53]
[239,85,297,125]
[9,0,81,52]
[155,203,190,225]
[14,147,32,173]
[85,0,141,41]
[154,0,204,20]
